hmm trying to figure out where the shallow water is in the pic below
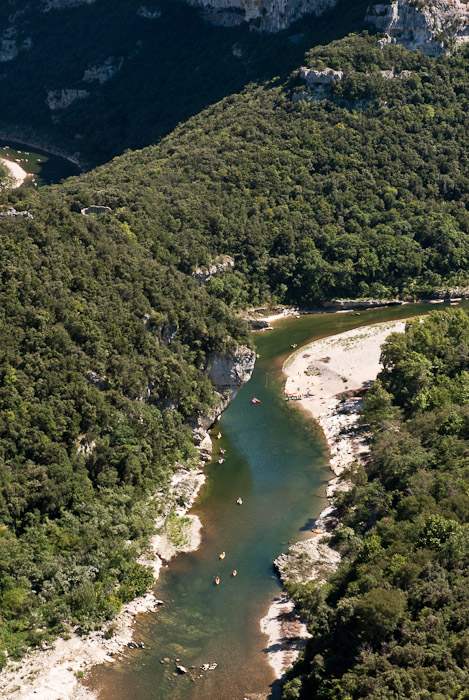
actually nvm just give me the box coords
[0,140,79,186]
[89,300,468,700]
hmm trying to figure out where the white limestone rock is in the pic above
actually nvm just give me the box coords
[367,0,469,56]
[46,89,89,110]
[83,57,123,84]
[185,0,339,32]
[0,39,18,63]
[192,255,235,283]
[137,6,162,19]
[207,345,256,388]
[300,67,343,85]
[42,0,96,11]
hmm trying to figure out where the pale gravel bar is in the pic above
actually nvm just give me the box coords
[261,319,407,680]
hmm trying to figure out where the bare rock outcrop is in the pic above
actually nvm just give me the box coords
[185,0,339,32]
[46,89,89,111]
[137,6,162,18]
[293,66,343,103]
[42,0,96,10]
[367,0,469,56]
[192,255,235,284]
[0,38,18,63]
[274,538,341,585]
[207,344,255,389]
[193,344,255,460]
[0,207,33,220]
[83,57,124,84]
[322,298,403,310]
[300,67,343,85]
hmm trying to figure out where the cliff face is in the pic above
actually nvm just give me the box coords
[186,0,469,42]
[367,0,469,56]
[193,345,256,460]
[185,0,339,32]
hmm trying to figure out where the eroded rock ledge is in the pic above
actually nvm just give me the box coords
[193,344,256,461]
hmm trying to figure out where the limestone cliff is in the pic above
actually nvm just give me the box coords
[193,345,255,460]
[185,0,339,32]
[207,344,255,389]
[367,0,469,55]
[186,0,469,45]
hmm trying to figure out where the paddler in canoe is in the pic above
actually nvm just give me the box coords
[215,576,220,585]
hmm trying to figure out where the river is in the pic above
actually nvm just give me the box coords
[0,140,80,186]
[88,300,468,700]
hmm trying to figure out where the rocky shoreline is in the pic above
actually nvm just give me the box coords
[0,344,256,700]
[261,320,407,682]
[0,128,85,170]
[0,466,207,700]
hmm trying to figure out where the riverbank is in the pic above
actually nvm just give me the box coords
[0,467,205,700]
[261,319,407,680]
[0,128,85,170]
[0,157,29,188]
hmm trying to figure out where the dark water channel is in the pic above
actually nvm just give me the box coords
[90,301,468,700]
[0,140,80,186]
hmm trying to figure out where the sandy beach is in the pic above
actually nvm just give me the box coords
[284,319,406,420]
[0,158,29,188]
[261,319,407,679]
[0,468,206,700]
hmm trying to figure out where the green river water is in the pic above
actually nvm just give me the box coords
[89,301,469,700]
[1,140,80,185]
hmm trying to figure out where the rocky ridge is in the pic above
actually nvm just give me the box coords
[185,0,469,48]
[185,0,338,32]
[193,344,256,460]
[367,0,469,56]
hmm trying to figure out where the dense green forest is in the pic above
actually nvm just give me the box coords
[0,185,248,663]
[43,33,469,303]
[2,23,469,669]
[0,0,371,166]
[283,308,469,699]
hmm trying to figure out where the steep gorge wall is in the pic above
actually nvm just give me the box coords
[184,0,339,32]
[186,0,469,45]
[367,0,469,55]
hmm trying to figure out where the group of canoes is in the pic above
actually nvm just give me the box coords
[214,433,243,583]
[215,569,237,585]
[214,550,238,585]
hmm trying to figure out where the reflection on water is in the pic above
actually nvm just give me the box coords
[89,301,469,700]
[1,140,80,186]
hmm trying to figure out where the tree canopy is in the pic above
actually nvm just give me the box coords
[284,309,469,699]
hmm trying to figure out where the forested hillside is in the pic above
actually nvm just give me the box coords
[0,0,370,165]
[2,27,469,668]
[45,33,469,303]
[283,308,469,699]
[0,186,248,663]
